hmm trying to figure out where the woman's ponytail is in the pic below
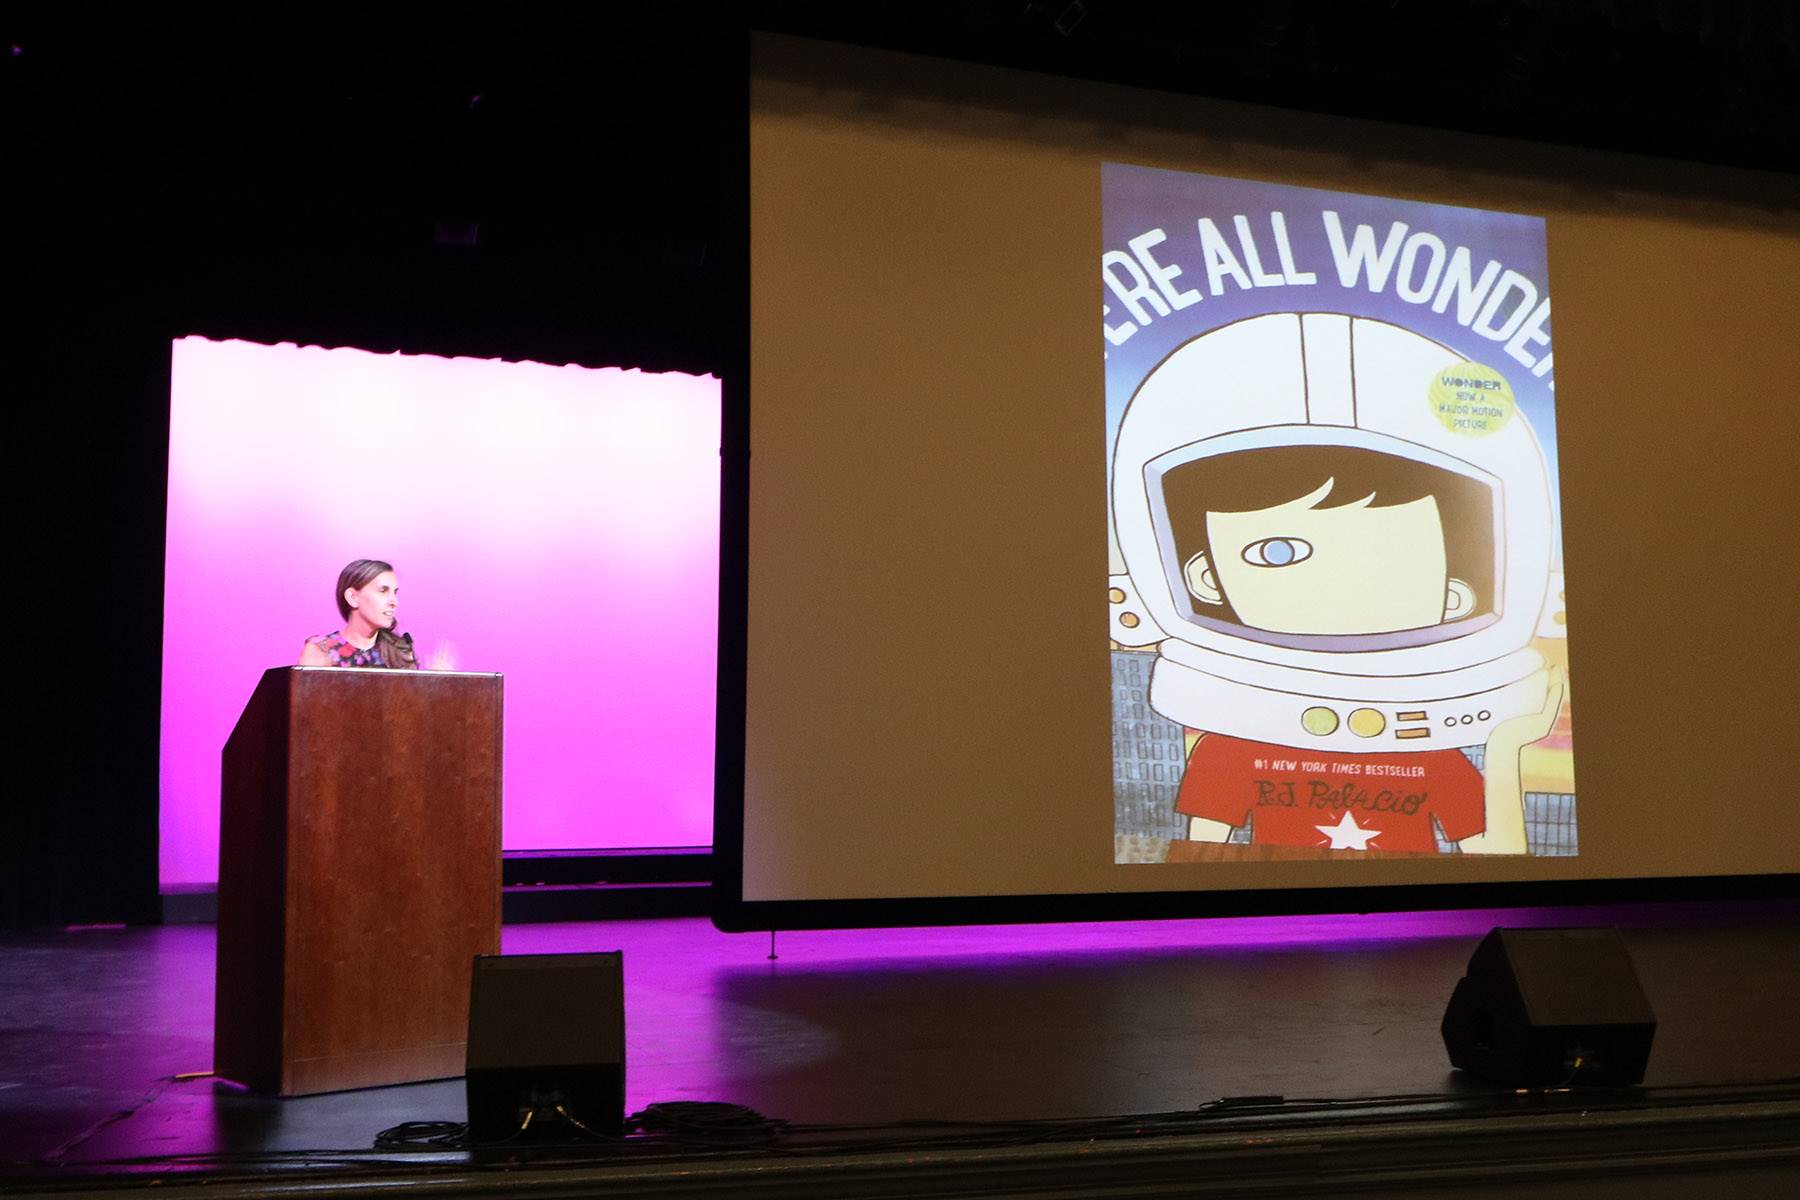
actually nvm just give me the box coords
[377,628,419,670]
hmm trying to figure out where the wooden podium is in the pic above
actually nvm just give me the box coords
[215,667,503,1095]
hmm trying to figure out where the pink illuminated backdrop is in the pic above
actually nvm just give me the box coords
[160,338,720,887]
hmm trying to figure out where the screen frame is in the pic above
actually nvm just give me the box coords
[710,33,1800,934]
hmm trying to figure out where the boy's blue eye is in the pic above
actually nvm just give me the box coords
[1242,537,1313,567]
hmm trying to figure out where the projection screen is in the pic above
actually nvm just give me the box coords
[716,33,1800,930]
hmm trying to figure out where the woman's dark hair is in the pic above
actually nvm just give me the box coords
[1160,444,1495,629]
[336,559,392,620]
[335,558,419,670]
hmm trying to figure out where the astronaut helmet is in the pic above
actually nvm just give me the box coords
[1109,312,1557,750]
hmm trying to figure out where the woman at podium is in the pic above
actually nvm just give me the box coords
[298,559,420,669]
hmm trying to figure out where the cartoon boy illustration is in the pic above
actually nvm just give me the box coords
[1109,312,1567,856]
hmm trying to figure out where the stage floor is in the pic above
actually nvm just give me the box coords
[4,900,1799,1195]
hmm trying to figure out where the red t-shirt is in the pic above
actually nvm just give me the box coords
[1174,734,1486,853]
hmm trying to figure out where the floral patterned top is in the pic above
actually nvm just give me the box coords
[307,631,397,668]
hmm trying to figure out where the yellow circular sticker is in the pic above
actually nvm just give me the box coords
[1428,361,1515,437]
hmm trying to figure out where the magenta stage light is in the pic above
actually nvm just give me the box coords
[160,338,721,887]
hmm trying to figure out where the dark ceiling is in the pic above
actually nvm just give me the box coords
[760,1,1799,175]
[9,2,1795,264]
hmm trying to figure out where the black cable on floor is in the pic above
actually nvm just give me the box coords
[637,1101,788,1140]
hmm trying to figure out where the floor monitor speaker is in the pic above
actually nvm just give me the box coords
[466,951,624,1140]
[1442,927,1654,1087]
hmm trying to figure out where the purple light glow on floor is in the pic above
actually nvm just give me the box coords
[509,905,1647,964]
[159,339,721,886]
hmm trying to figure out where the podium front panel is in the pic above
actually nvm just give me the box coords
[216,667,503,1095]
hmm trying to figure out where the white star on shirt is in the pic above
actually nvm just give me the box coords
[1317,811,1381,851]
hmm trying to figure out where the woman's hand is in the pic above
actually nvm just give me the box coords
[426,641,458,671]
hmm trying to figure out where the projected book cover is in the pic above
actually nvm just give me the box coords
[1105,165,1574,863]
